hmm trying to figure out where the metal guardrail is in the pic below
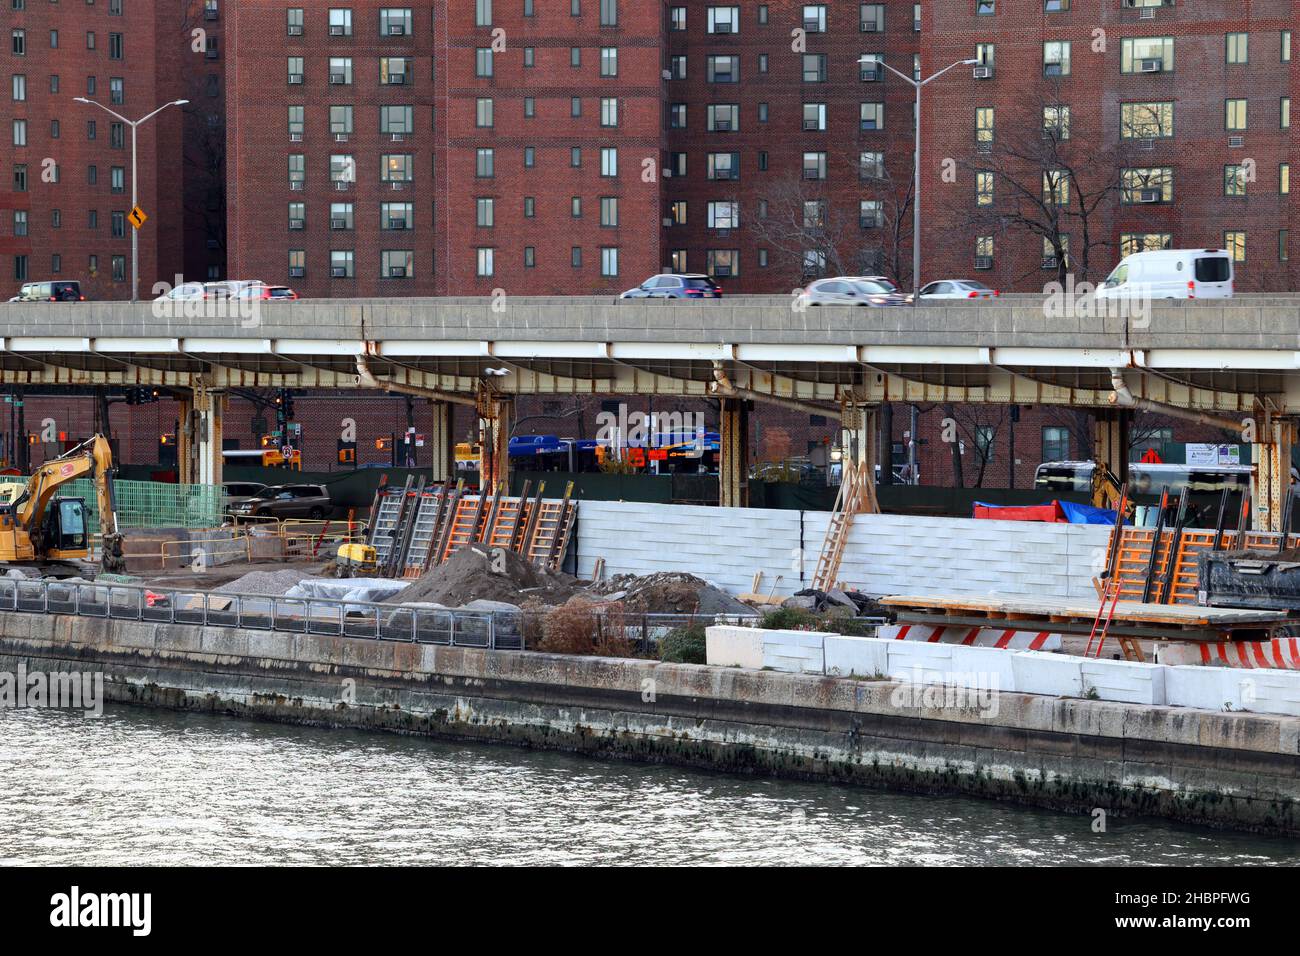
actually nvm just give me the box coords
[0,577,764,653]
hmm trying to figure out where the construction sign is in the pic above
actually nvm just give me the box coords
[128,206,148,229]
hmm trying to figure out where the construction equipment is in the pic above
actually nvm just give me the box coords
[333,541,378,577]
[811,460,873,591]
[0,434,125,575]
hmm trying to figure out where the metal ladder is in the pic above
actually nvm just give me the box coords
[402,494,443,577]
[367,490,405,571]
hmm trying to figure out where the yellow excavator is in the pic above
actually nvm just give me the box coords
[0,434,125,575]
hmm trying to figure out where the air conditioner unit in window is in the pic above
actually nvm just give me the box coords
[662,218,673,227]
[334,181,351,190]
[713,120,732,131]
[714,266,732,277]
[974,256,993,270]
[1139,58,1162,72]
[388,24,406,36]
[803,169,820,179]
[1043,63,1062,76]
[973,66,993,79]
[1228,135,1245,147]
[1137,137,1155,150]
[861,217,881,229]
[331,267,348,277]
[331,218,348,229]
[329,74,347,84]
[1042,257,1059,269]
[1139,7,1156,19]
[204,9,218,20]
[713,23,733,34]
[287,24,303,36]
[663,169,672,178]
[205,49,219,60]
[662,70,673,80]
[289,132,303,142]
[288,74,304,84]
[334,132,349,142]
[1139,189,1161,203]
[329,25,346,36]
[716,228,731,238]
[388,74,406,85]
[289,266,305,277]
[863,70,880,82]
[389,266,407,277]
[391,181,409,190]
[802,119,821,131]
[289,181,304,190]
[861,21,880,33]
[289,219,305,230]
[388,219,406,230]
[390,133,406,141]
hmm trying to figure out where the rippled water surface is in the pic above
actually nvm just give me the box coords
[1,708,1296,866]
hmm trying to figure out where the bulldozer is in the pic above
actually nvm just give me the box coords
[0,434,126,576]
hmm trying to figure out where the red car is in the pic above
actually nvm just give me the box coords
[234,284,299,301]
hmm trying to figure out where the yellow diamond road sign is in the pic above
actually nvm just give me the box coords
[128,206,147,229]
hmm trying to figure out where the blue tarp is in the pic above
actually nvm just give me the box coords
[1057,500,1119,525]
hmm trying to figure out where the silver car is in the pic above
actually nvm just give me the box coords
[796,276,910,308]
[918,279,999,299]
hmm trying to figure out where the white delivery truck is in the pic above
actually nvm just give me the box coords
[1095,248,1234,300]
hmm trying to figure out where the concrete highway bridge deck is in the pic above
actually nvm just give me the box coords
[3,295,1300,520]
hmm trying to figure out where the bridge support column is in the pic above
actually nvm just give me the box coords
[478,395,513,491]
[1255,418,1296,533]
[719,398,750,508]
[428,401,455,483]
[1091,408,1131,500]
[840,404,882,513]
[179,386,224,489]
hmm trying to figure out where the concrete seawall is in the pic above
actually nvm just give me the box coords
[2,610,1298,835]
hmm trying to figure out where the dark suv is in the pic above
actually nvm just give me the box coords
[228,484,333,520]
[619,274,723,300]
[10,281,85,302]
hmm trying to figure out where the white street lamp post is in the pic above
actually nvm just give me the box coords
[859,56,977,303]
[72,97,188,303]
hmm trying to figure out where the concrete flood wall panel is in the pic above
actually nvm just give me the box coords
[575,501,1110,600]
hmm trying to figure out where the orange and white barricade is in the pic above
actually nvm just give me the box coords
[878,624,1061,652]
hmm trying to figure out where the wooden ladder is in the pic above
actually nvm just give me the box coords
[811,461,871,591]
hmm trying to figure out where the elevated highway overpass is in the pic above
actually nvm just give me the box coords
[4,295,1299,521]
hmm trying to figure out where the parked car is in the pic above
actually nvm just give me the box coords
[222,481,267,513]
[619,274,723,300]
[796,277,910,307]
[917,280,1000,299]
[232,284,299,300]
[228,484,333,520]
[1095,248,1234,300]
[9,280,85,302]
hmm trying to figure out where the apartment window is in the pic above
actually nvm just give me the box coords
[111,256,126,282]
[708,250,739,278]
[600,97,618,127]
[1224,164,1248,197]
[1121,167,1173,203]
[600,196,618,227]
[707,6,738,34]
[288,202,305,230]
[570,47,581,68]
[287,57,304,84]
[1121,37,1173,73]
[287,8,304,34]
[803,152,826,180]
[379,8,413,36]
[975,236,993,267]
[476,197,494,227]
[669,103,687,129]
[109,77,123,104]
[860,103,884,130]
[708,56,739,83]
[860,54,883,82]
[1120,102,1173,139]
[330,105,354,136]
[571,247,582,269]
[524,247,535,268]
[600,247,619,277]
[476,49,494,77]
[975,171,993,206]
[601,148,618,177]
[524,97,535,118]
[476,148,494,177]
[1226,33,1248,65]
[802,54,826,83]
[381,154,413,182]
[329,9,353,36]
[11,118,25,146]
[331,250,355,278]
[1284,31,1292,62]
[12,74,25,102]
[288,249,305,277]
[287,106,305,139]
[1043,105,1070,139]
[1042,427,1069,463]
[381,250,413,278]
[475,98,493,128]
[802,103,826,131]
[11,29,23,55]
[380,202,413,231]
[860,4,884,31]
[329,57,353,85]
[669,7,686,31]
[331,154,356,183]
[1043,170,1068,205]
[975,107,994,145]
[1282,98,1291,130]
[1224,231,1246,262]
[1042,41,1070,76]
[111,210,125,238]
[707,152,739,180]
[975,44,995,74]
[976,0,995,12]
[1226,98,1247,131]
[859,200,882,228]
[600,48,618,77]
[12,165,26,191]
[13,210,27,237]
[380,57,411,85]
[600,0,618,27]
[475,0,493,27]
[13,255,26,281]
[708,104,738,132]
[110,166,125,194]
[523,197,535,218]
[707,201,738,229]
[1282,163,1290,195]
[288,154,305,184]
[803,4,826,33]
[570,197,582,219]
[859,151,883,179]
[524,146,535,168]
[330,203,354,229]
[1280,230,1289,262]
[669,56,686,80]
[1120,233,1172,256]
[523,47,534,67]
[669,201,687,226]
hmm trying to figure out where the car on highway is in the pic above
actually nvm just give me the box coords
[9,280,86,302]
[619,274,723,300]
[154,282,209,302]
[1095,248,1234,300]
[796,276,910,307]
[917,280,1000,300]
[227,483,333,520]
[232,284,299,301]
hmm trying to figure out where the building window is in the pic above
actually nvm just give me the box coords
[476,248,494,277]
[1224,231,1246,262]
[330,250,355,278]
[1225,98,1248,131]
[381,250,413,278]
[1121,37,1173,73]
[600,247,619,277]
[1226,32,1248,65]
[1042,427,1070,463]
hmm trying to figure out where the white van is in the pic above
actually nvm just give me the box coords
[1095,248,1234,300]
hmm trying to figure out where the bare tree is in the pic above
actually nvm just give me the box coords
[946,405,1009,488]
[959,82,1124,287]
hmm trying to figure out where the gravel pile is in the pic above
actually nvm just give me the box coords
[214,568,312,596]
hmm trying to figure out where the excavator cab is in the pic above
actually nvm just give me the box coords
[45,496,90,558]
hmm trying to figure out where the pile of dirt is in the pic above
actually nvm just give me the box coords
[586,572,754,616]
[385,545,579,608]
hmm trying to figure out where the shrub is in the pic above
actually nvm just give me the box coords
[659,623,707,664]
[759,607,818,630]
[538,599,636,658]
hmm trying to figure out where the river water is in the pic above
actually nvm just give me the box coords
[1,707,1296,866]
